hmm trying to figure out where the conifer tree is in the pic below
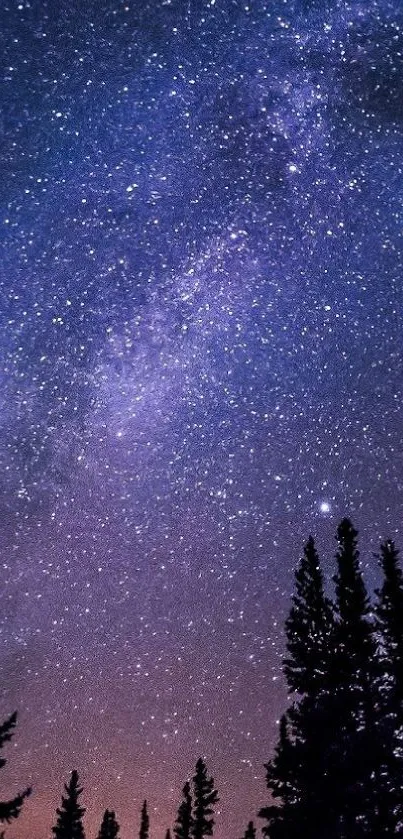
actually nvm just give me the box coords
[260,535,336,838]
[0,712,31,824]
[239,821,256,839]
[375,539,403,704]
[52,770,85,839]
[331,518,379,838]
[259,715,299,839]
[284,534,334,696]
[373,539,403,833]
[97,810,119,839]
[192,759,219,839]
[165,830,172,839]
[174,781,193,839]
[139,800,149,839]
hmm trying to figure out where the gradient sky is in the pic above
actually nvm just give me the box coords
[1,0,403,837]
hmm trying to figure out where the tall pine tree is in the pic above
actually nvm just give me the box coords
[373,538,403,833]
[174,781,193,839]
[97,810,120,839]
[139,800,149,839]
[192,759,219,839]
[52,770,85,839]
[0,712,31,824]
[260,535,336,839]
[331,518,379,838]
[284,534,334,696]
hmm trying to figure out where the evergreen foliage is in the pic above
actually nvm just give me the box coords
[97,810,119,839]
[192,759,219,839]
[284,534,334,696]
[52,770,85,839]
[174,781,193,839]
[240,821,256,839]
[139,800,149,839]
[259,518,396,839]
[0,711,31,825]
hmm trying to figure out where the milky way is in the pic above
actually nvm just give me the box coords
[1,1,403,837]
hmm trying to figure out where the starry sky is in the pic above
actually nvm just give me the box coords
[1,0,403,837]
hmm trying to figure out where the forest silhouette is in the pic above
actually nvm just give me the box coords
[3,517,403,838]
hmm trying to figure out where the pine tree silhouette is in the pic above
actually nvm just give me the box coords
[373,538,403,833]
[284,534,334,696]
[192,759,219,839]
[174,781,193,839]
[52,770,85,839]
[97,810,120,839]
[139,800,149,839]
[165,830,172,839]
[239,821,256,839]
[331,518,378,838]
[0,712,31,824]
[260,520,384,839]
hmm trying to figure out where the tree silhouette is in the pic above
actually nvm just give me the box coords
[97,810,119,839]
[52,770,85,839]
[0,712,31,824]
[174,781,193,839]
[284,534,334,696]
[165,830,172,839]
[260,520,386,839]
[139,800,149,839]
[373,538,403,833]
[239,822,256,839]
[192,759,219,839]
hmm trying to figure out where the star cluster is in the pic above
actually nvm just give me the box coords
[1,0,403,837]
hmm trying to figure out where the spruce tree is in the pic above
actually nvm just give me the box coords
[0,712,31,824]
[373,539,403,832]
[165,830,172,839]
[192,759,219,839]
[259,715,298,839]
[52,770,85,839]
[97,810,119,839]
[139,800,149,839]
[260,535,336,839]
[174,781,193,839]
[331,518,378,838]
[284,534,334,696]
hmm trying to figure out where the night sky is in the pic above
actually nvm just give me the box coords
[1,0,403,837]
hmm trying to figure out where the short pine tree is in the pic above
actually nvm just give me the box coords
[192,759,219,839]
[0,712,31,824]
[97,810,120,839]
[139,801,149,839]
[240,822,256,839]
[174,781,193,839]
[52,770,85,839]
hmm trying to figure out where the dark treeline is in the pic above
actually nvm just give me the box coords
[3,518,403,838]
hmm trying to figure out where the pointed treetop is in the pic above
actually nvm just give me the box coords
[174,780,193,839]
[192,759,219,839]
[333,518,370,623]
[52,770,85,839]
[97,809,120,839]
[139,800,149,839]
[241,822,256,839]
[284,534,334,695]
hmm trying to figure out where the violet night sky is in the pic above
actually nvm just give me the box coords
[1,0,403,837]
